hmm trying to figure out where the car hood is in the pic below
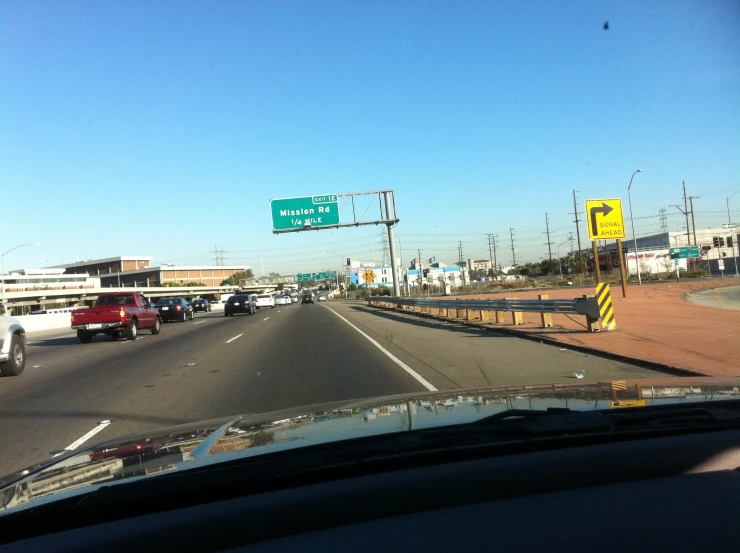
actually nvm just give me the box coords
[2,376,739,513]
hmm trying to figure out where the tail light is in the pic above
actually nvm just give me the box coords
[176,305,181,311]
[119,308,126,318]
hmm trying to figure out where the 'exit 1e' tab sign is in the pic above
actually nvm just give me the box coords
[271,195,340,231]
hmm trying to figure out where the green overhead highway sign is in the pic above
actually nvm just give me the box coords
[722,223,737,229]
[669,246,701,259]
[271,195,340,232]
[297,271,338,281]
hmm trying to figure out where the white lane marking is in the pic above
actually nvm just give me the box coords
[321,305,437,391]
[53,420,112,457]
[263,317,270,321]
[193,321,205,325]
[225,333,243,344]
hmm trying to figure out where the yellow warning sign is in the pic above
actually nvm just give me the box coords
[596,283,617,331]
[611,380,627,391]
[610,400,646,408]
[585,198,626,239]
[362,269,376,283]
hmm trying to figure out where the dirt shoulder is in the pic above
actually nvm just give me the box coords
[436,279,740,377]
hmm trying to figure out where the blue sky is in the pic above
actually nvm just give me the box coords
[2,1,739,274]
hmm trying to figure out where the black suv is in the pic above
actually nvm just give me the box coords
[192,299,211,312]
[154,297,194,322]
[224,295,256,316]
[301,294,314,304]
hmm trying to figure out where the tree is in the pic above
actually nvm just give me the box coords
[185,282,206,287]
[349,283,357,291]
[220,269,254,286]
[268,272,280,277]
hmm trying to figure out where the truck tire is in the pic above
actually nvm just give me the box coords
[151,317,161,335]
[0,333,25,376]
[126,319,138,340]
[78,331,93,344]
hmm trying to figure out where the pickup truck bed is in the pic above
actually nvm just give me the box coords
[71,292,161,343]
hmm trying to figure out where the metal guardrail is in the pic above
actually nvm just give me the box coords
[367,294,606,332]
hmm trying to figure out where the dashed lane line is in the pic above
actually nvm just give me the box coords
[52,421,112,458]
[225,333,243,344]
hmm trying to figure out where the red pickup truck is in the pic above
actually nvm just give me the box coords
[71,292,161,343]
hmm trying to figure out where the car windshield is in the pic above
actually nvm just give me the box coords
[2,2,739,508]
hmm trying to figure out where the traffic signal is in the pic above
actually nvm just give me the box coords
[713,237,720,247]
[346,258,351,266]
[719,237,725,247]
[423,269,429,277]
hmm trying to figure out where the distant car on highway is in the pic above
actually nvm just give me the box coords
[255,294,276,309]
[0,316,26,376]
[275,295,289,306]
[290,296,299,304]
[192,299,211,313]
[72,293,161,343]
[224,294,256,317]
[154,297,194,323]
[318,296,327,302]
[301,294,314,305]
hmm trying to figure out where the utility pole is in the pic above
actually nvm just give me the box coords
[418,249,422,297]
[544,213,553,264]
[572,190,585,279]
[510,228,517,276]
[458,241,466,290]
[682,181,692,246]
[688,196,699,248]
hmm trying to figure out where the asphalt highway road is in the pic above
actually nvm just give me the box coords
[0,300,665,477]
[686,284,740,311]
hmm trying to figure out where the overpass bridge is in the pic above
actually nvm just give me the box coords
[1,285,246,315]
[2,278,294,315]
[239,275,296,288]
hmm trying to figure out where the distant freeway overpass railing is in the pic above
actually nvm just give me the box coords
[366,287,617,332]
[239,276,296,287]
[0,285,241,313]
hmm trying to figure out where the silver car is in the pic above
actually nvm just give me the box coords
[0,316,26,377]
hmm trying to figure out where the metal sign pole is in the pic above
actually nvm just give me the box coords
[616,239,627,297]
[592,240,602,283]
[383,191,401,297]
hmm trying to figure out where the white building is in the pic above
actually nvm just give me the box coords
[620,228,738,274]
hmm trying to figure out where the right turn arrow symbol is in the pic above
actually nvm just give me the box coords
[589,202,614,236]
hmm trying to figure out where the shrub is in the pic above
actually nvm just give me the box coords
[683,269,708,278]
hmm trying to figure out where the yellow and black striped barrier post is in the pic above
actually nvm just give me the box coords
[596,283,617,331]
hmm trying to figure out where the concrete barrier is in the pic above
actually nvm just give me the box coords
[16,314,72,333]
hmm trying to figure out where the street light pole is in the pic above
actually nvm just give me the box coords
[627,169,643,284]
[1,243,41,313]
[728,191,740,276]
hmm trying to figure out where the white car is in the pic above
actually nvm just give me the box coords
[254,294,276,309]
[290,296,299,304]
[274,296,288,306]
[318,296,327,302]
[0,316,26,377]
